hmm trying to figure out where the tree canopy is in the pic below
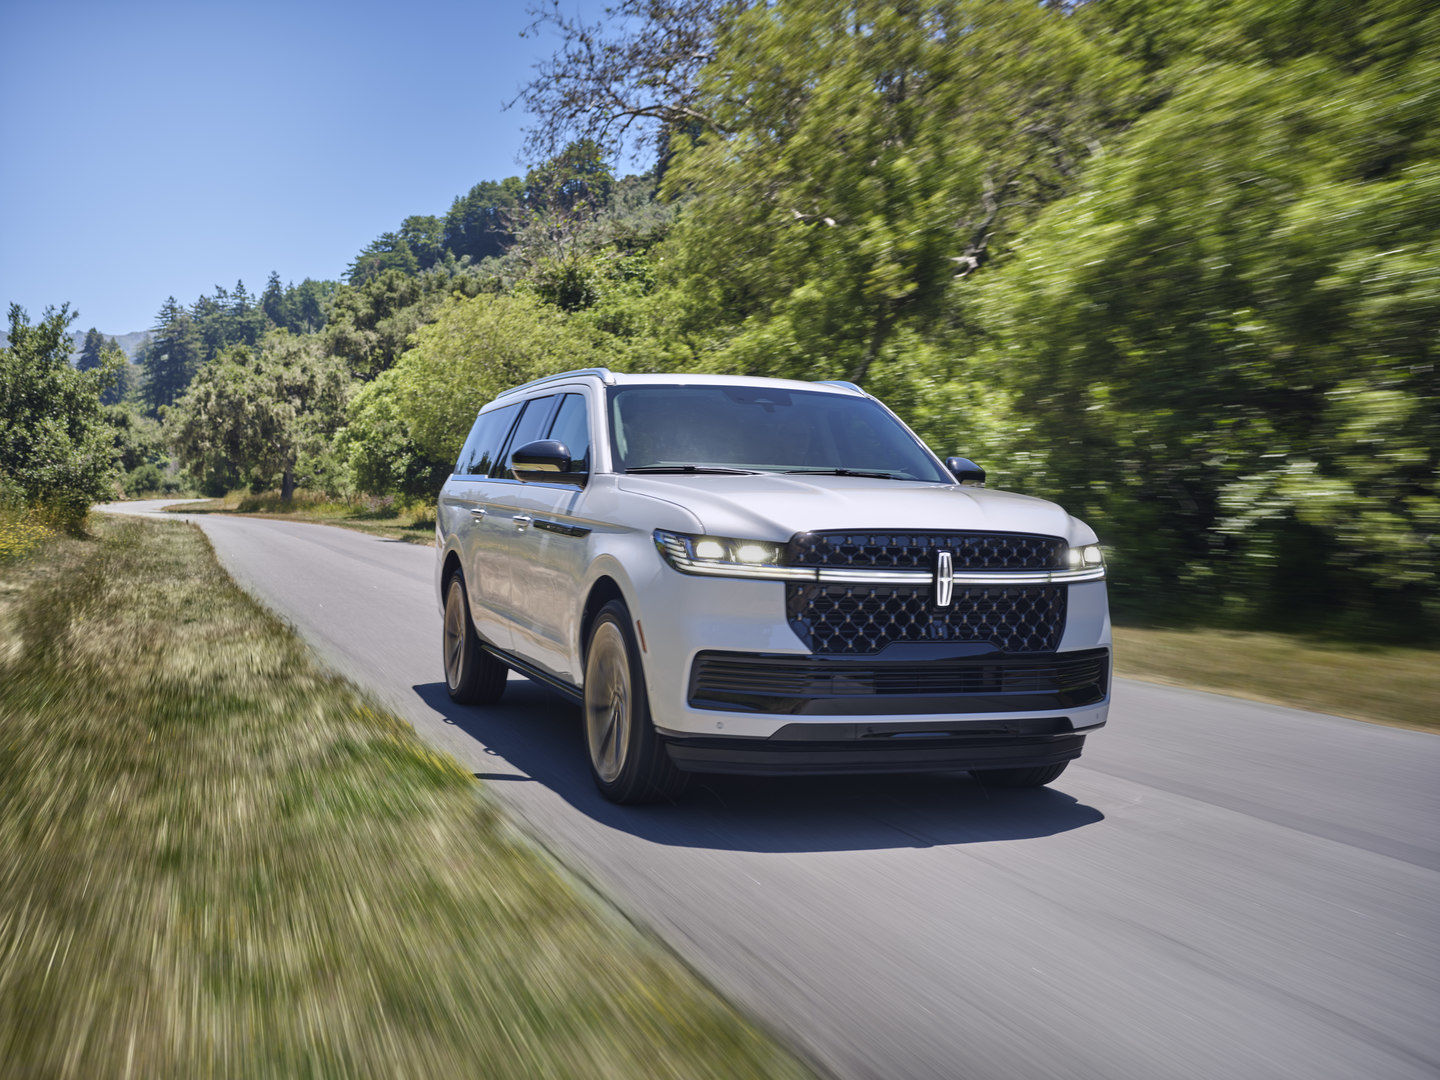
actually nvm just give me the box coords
[0,304,120,519]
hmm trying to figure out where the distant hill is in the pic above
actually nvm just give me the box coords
[83,329,151,361]
[0,328,151,362]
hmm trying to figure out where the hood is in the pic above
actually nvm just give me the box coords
[616,473,1093,545]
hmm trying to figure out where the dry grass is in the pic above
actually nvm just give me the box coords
[172,490,438,546]
[1114,624,1440,732]
[0,516,813,1079]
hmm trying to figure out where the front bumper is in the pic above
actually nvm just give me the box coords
[664,718,1095,776]
[629,564,1112,742]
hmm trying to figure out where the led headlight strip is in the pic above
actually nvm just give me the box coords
[654,531,1106,584]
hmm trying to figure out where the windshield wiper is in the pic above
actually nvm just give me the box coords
[783,467,906,480]
[625,465,760,475]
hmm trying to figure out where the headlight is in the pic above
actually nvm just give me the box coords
[1066,544,1105,570]
[654,530,813,580]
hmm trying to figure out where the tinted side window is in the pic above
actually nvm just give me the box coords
[494,395,559,477]
[455,416,488,476]
[547,394,590,471]
[460,402,521,476]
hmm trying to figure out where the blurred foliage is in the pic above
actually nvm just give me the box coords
[970,1,1440,632]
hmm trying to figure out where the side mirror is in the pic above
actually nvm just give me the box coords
[945,456,986,486]
[511,440,586,486]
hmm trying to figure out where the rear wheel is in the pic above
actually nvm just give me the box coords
[583,600,686,804]
[972,761,1069,788]
[443,573,507,705]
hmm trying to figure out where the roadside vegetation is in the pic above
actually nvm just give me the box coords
[0,515,813,1079]
[1113,625,1439,733]
[173,489,437,545]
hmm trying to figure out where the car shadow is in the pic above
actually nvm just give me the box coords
[415,678,1105,853]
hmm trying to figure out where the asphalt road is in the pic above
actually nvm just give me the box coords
[103,502,1440,1080]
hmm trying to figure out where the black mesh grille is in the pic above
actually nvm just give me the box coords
[787,583,1066,655]
[788,531,1066,570]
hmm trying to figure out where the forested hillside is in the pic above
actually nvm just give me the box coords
[5,0,1435,638]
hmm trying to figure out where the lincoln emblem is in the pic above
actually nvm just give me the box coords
[935,550,954,608]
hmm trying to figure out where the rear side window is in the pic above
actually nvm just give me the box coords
[495,395,559,476]
[457,402,521,476]
[547,393,590,471]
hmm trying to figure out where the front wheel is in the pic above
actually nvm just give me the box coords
[583,601,686,804]
[442,574,507,705]
[971,761,1069,788]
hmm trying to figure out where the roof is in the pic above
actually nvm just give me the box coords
[494,368,867,400]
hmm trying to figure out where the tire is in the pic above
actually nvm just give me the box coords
[442,573,508,705]
[583,600,687,804]
[971,761,1069,788]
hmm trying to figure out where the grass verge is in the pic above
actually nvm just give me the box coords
[170,490,437,545]
[1114,624,1439,732]
[0,515,813,1079]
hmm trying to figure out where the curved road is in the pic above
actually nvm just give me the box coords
[104,502,1440,1080]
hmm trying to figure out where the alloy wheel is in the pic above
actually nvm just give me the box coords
[443,579,466,690]
[585,621,631,783]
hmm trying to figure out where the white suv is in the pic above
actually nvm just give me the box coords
[436,369,1110,803]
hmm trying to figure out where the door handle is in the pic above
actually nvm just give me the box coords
[469,507,487,518]
[512,514,533,528]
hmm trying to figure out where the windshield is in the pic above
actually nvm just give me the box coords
[607,385,951,483]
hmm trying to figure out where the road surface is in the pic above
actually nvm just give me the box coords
[102,502,1440,1080]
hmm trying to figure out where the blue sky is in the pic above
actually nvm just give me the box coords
[0,0,571,333]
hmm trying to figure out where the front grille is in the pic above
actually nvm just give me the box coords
[688,648,1109,715]
[788,531,1067,570]
[787,583,1066,655]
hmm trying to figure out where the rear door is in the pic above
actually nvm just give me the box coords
[451,401,522,648]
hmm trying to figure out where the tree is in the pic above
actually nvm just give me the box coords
[285,278,337,334]
[382,292,597,462]
[74,327,107,372]
[261,270,286,327]
[654,0,1138,385]
[0,303,120,520]
[398,215,445,271]
[334,373,450,498]
[323,265,496,381]
[347,232,420,285]
[142,296,202,412]
[167,332,351,501]
[230,278,268,345]
[975,1,1440,631]
[516,0,738,168]
[443,177,524,262]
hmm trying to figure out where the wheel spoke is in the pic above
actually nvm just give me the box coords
[585,622,632,784]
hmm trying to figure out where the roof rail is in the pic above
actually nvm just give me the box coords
[815,379,866,394]
[495,367,614,399]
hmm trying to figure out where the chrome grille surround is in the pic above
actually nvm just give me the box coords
[787,531,1067,571]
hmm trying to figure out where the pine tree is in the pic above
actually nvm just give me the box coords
[143,297,202,412]
[74,327,107,372]
[97,336,128,406]
[261,271,286,328]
